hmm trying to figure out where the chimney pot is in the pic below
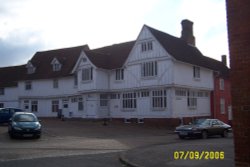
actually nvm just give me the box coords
[181,19,196,46]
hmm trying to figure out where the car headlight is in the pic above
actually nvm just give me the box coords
[35,124,41,130]
[13,126,22,130]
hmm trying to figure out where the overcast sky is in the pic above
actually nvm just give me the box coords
[0,0,228,67]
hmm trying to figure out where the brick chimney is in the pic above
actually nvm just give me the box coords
[181,19,196,46]
[221,55,227,66]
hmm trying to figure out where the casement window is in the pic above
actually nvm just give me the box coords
[74,72,78,86]
[100,94,108,107]
[31,101,38,112]
[193,66,200,79]
[152,90,167,109]
[78,97,83,111]
[24,100,29,110]
[25,81,32,90]
[175,89,187,96]
[141,41,153,52]
[53,79,59,88]
[220,98,225,114]
[0,88,4,95]
[122,92,137,109]
[82,67,93,81]
[219,78,224,90]
[115,69,124,80]
[52,100,59,112]
[187,90,197,108]
[141,61,158,77]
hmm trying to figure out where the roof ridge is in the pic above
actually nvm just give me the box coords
[36,45,88,53]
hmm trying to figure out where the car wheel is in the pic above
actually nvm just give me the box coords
[9,133,14,139]
[201,131,208,139]
[178,135,185,139]
[222,130,228,138]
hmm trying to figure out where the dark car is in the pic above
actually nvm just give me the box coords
[0,108,23,123]
[8,112,41,139]
[175,119,232,139]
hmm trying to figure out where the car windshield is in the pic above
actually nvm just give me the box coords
[13,114,37,122]
[193,119,210,126]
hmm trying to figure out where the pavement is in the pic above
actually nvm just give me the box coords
[119,134,234,167]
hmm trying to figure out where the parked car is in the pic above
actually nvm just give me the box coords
[175,118,232,139]
[8,112,41,139]
[0,108,24,123]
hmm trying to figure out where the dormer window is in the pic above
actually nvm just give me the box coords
[26,61,36,74]
[51,58,62,71]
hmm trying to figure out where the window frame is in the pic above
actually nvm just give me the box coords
[52,100,59,112]
[25,81,32,90]
[122,92,137,109]
[152,89,167,110]
[141,61,158,78]
[193,66,200,79]
[82,67,93,81]
[115,69,124,80]
[31,101,38,112]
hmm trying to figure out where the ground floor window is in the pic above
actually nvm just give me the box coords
[220,98,225,114]
[31,101,38,112]
[122,92,137,109]
[24,100,29,110]
[152,90,167,109]
[100,94,108,107]
[187,90,197,109]
[52,100,59,112]
[0,103,4,108]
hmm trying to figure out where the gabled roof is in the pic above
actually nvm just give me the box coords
[23,45,88,80]
[145,25,229,77]
[0,65,26,87]
[85,41,135,69]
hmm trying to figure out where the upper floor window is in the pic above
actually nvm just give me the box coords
[53,63,61,71]
[82,67,93,81]
[0,88,4,95]
[25,81,32,90]
[193,66,200,79]
[53,79,59,88]
[116,69,124,80]
[51,58,62,71]
[141,61,157,77]
[141,41,153,52]
[26,61,36,74]
[219,78,224,90]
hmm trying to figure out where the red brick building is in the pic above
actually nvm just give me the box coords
[211,55,232,125]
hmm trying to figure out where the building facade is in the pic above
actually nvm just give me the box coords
[0,20,230,126]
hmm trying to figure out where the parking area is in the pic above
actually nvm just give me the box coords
[0,118,177,162]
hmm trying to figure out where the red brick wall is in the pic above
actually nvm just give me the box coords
[226,0,250,166]
[211,76,232,124]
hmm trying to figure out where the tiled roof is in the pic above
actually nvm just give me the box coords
[85,41,135,69]
[0,65,26,87]
[23,45,88,80]
[146,25,229,77]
